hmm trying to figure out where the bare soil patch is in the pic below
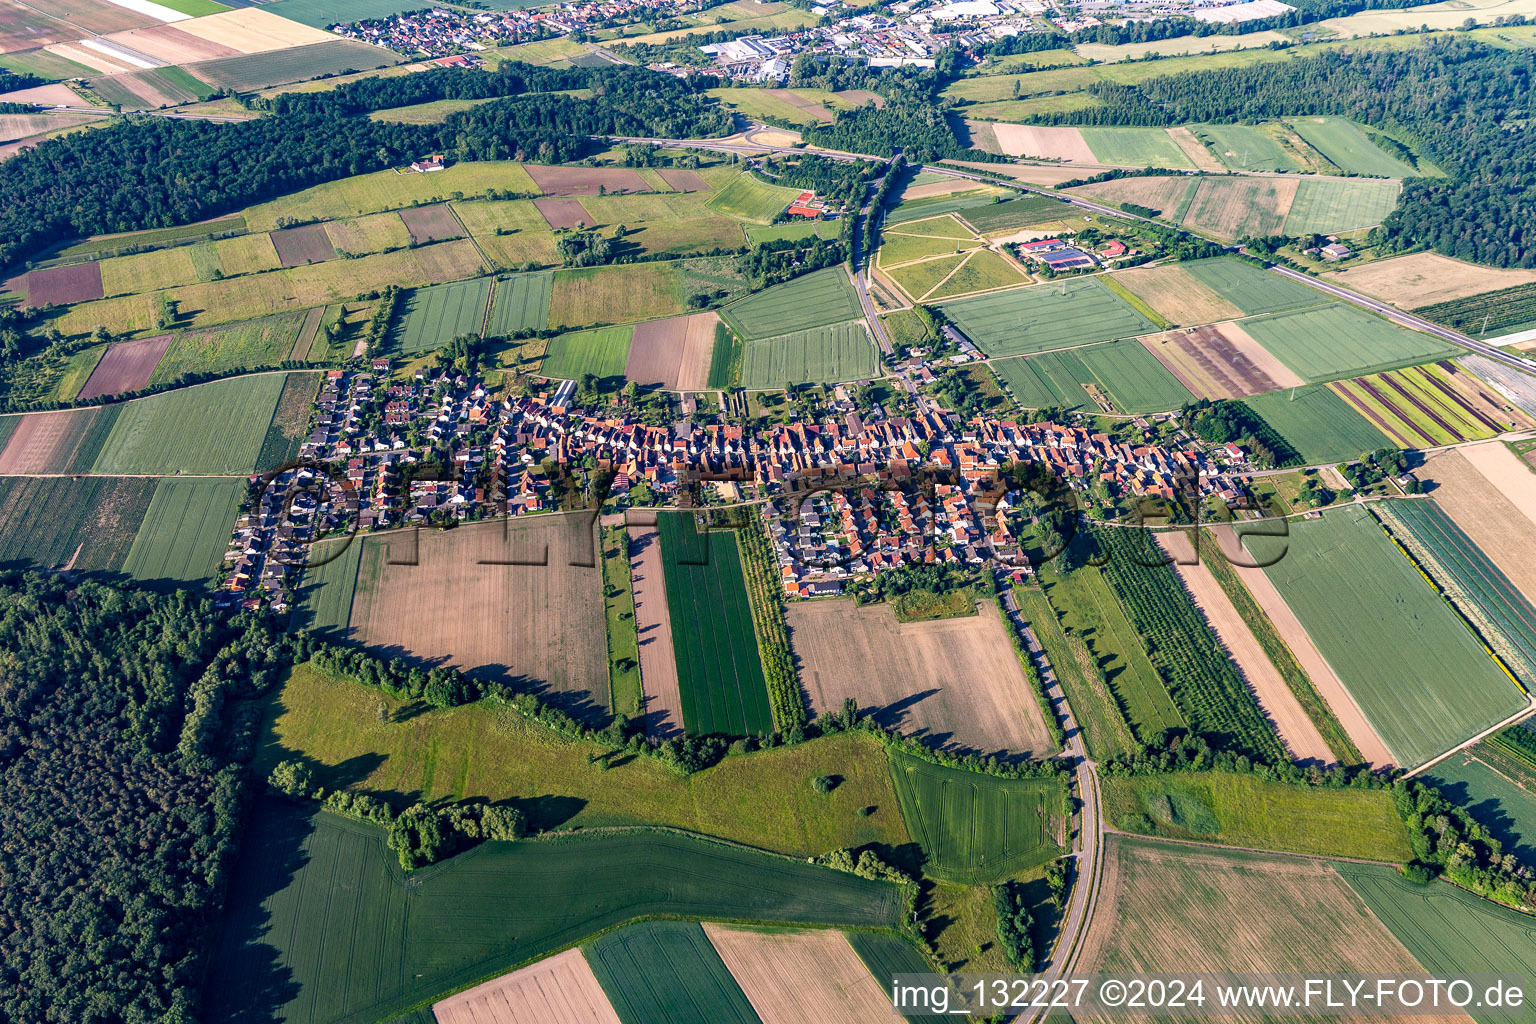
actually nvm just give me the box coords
[398,203,462,244]
[533,197,594,230]
[991,123,1096,162]
[26,261,103,306]
[1208,525,1396,767]
[627,524,682,738]
[76,333,173,400]
[1322,251,1536,308]
[524,163,651,197]
[269,223,335,267]
[623,311,718,391]
[704,924,902,1024]
[102,24,240,63]
[657,167,709,192]
[1072,176,1194,220]
[0,408,91,474]
[0,110,101,142]
[1111,262,1239,325]
[1419,445,1536,605]
[432,948,622,1024]
[1156,532,1333,763]
[0,82,84,106]
[834,88,882,107]
[1139,323,1284,400]
[1165,126,1226,172]
[348,514,611,722]
[789,598,1056,758]
[1219,319,1305,388]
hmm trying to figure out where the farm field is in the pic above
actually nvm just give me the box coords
[148,311,311,384]
[888,748,1066,883]
[877,231,981,268]
[485,272,552,336]
[548,263,684,328]
[432,948,621,1024]
[269,222,336,267]
[1288,116,1422,177]
[789,598,1057,758]
[398,203,461,244]
[185,39,401,92]
[1109,263,1241,326]
[1417,443,1536,605]
[259,662,909,855]
[1103,772,1413,860]
[0,405,120,475]
[1181,174,1297,239]
[723,266,864,340]
[290,537,363,638]
[1330,362,1518,447]
[1282,176,1403,235]
[1195,121,1327,173]
[739,321,879,387]
[242,163,539,231]
[939,277,1157,358]
[1139,322,1298,399]
[1241,384,1392,464]
[1069,175,1197,221]
[1240,304,1459,383]
[393,276,494,354]
[705,172,801,224]
[120,477,244,588]
[90,373,286,475]
[541,325,634,380]
[76,333,174,400]
[623,311,719,391]
[256,371,319,471]
[345,515,612,721]
[883,187,1009,225]
[1078,125,1198,168]
[1419,279,1536,339]
[885,215,984,243]
[704,924,904,1024]
[1067,337,1196,413]
[1422,749,1536,867]
[745,219,840,244]
[987,123,1096,161]
[0,475,154,573]
[1247,507,1528,768]
[205,802,902,1024]
[1180,257,1326,316]
[26,261,104,306]
[957,194,1074,235]
[628,524,683,737]
[885,253,968,304]
[1325,251,1536,309]
[587,922,758,1024]
[656,513,773,736]
[922,249,1029,300]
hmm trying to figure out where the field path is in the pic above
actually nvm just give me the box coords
[627,524,683,738]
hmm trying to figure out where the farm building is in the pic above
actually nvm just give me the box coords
[1018,238,1067,254]
[787,190,828,218]
[1037,248,1097,270]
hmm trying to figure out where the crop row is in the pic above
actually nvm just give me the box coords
[1414,281,1536,334]
[736,515,807,732]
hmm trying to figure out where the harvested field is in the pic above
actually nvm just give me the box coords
[1322,251,1536,309]
[900,177,985,200]
[1209,524,1395,767]
[1079,834,1443,1024]
[173,8,334,54]
[1139,322,1290,400]
[0,406,111,474]
[26,261,103,306]
[1070,174,1195,220]
[397,203,461,243]
[269,222,335,266]
[942,158,1094,187]
[1167,125,1226,171]
[432,949,621,1024]
[99,23,239,62]
[0,82,84,105]
[0,109,102,142]
[1181,174,1297,240]
[990,123,1095,162]
[0,2,73,53]
[91,68,207,109]
[623,311,718,390]
[657,167,709,192]
[524,163,650,197]
[1419,443,1536,605]
[533,196,594,230]
[75,332,173,399]
[1109,262,1240,325]
[1155,532,1333,763]
[628,524,682,738]
[790,599,1055,758]
[348,515,612,720]
[704,925,902,1024]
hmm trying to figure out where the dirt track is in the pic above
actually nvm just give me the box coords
[431,948,621,1024]
[627,524,683,737]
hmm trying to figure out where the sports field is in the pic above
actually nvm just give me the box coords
[541,325,634,380]
[738,320,878,387]
[940,277,1157,358]
[1179,257,1325,315]
[1248,508,1528,768]
[888,749,1065,883]
[0,476,154,573]
[656,513,773,736]
[1288,116,1420,177]
[706,172,801,224]
[722,266,864,339]
[1240,304,1459,383]
[1079,126,1197,168]
[206,803,903,1024]
[1283,176,1402,235]
[586,922,757,1024]
[393,277,493,354]
[90,373,286,475]
[1241,385,1391,464]
[121,477,245,588]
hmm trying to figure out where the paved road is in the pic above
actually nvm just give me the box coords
[849,173,897,358]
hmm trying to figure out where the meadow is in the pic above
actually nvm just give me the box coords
[1180,257,1326,315]
[585,922,757,1024]
[1195,121,1330,173]
[548,263,684,328]
[1241,384,1391,464]
[120,478,245,588]
[90,373,288,475]
[540,325,634,380]
[1283,176,1403,235]
[147,311,310,384]
[0,475,155,573]
[242,162,539,231]
[888,749,1065,883]
[738,321,879,388]
[722,266,864,339]
[486,272,552,336]
[1250,508,1528,768]
[1240,305,1459,383]
[657,513,774,735]
[1103,772,1414,860]
[205,803,903,1024]
[877,231,981,267]
[941,278,1156,358]
[885,253,968,303]
[745,219,840,244]
[1079,126,1197,168]
[452,199,563,268]
[393,277,494,354]
[706,172,802,224]
[1288,116,1421,177]
[923,249,1029,300]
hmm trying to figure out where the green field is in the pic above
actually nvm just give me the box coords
[993,340,1193,415]
[262,0,441,26]
[939,277,1157,358]
[1196,122,1315,173]
[1414,281,1536,337]
[485,272,552,336]
[657,513,774,736]
[1422,751,1536,867]
[886,214,977,240]
[722,266,864,339]
[878,231,981,267]
[585,922,758,1024]
[1179,257,1326,316]
[992,351,1091,411]
[1103,772,1414,860]
[739,321,879,387]
[1080,126,1197,168]
[1241,384,1391,464]
[957,194,1074,235]
[1247,508,1528,768]
[149,312,310,384]
[706,172,802,224]
[0,476,155,573]
[745,219,841,244]
[1240,304,1459,382]
[885,189,1007,225]
[924,249,1027,300]
[1283,176,1403,235]
[206,803,902,1024]
[151,0,230,14]
[256,371,320,473]
[393,277,493,354]
[1287,117,1420,177]
[846,931,944,1017]
[1335,861,1536,1024]
[540,325,634,380]
[91,373,287,475]
[186,40,401,93]
[886,253,968,302]
[888,749,1065,883]
[120,478,245,588]
[291,538,364,637]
